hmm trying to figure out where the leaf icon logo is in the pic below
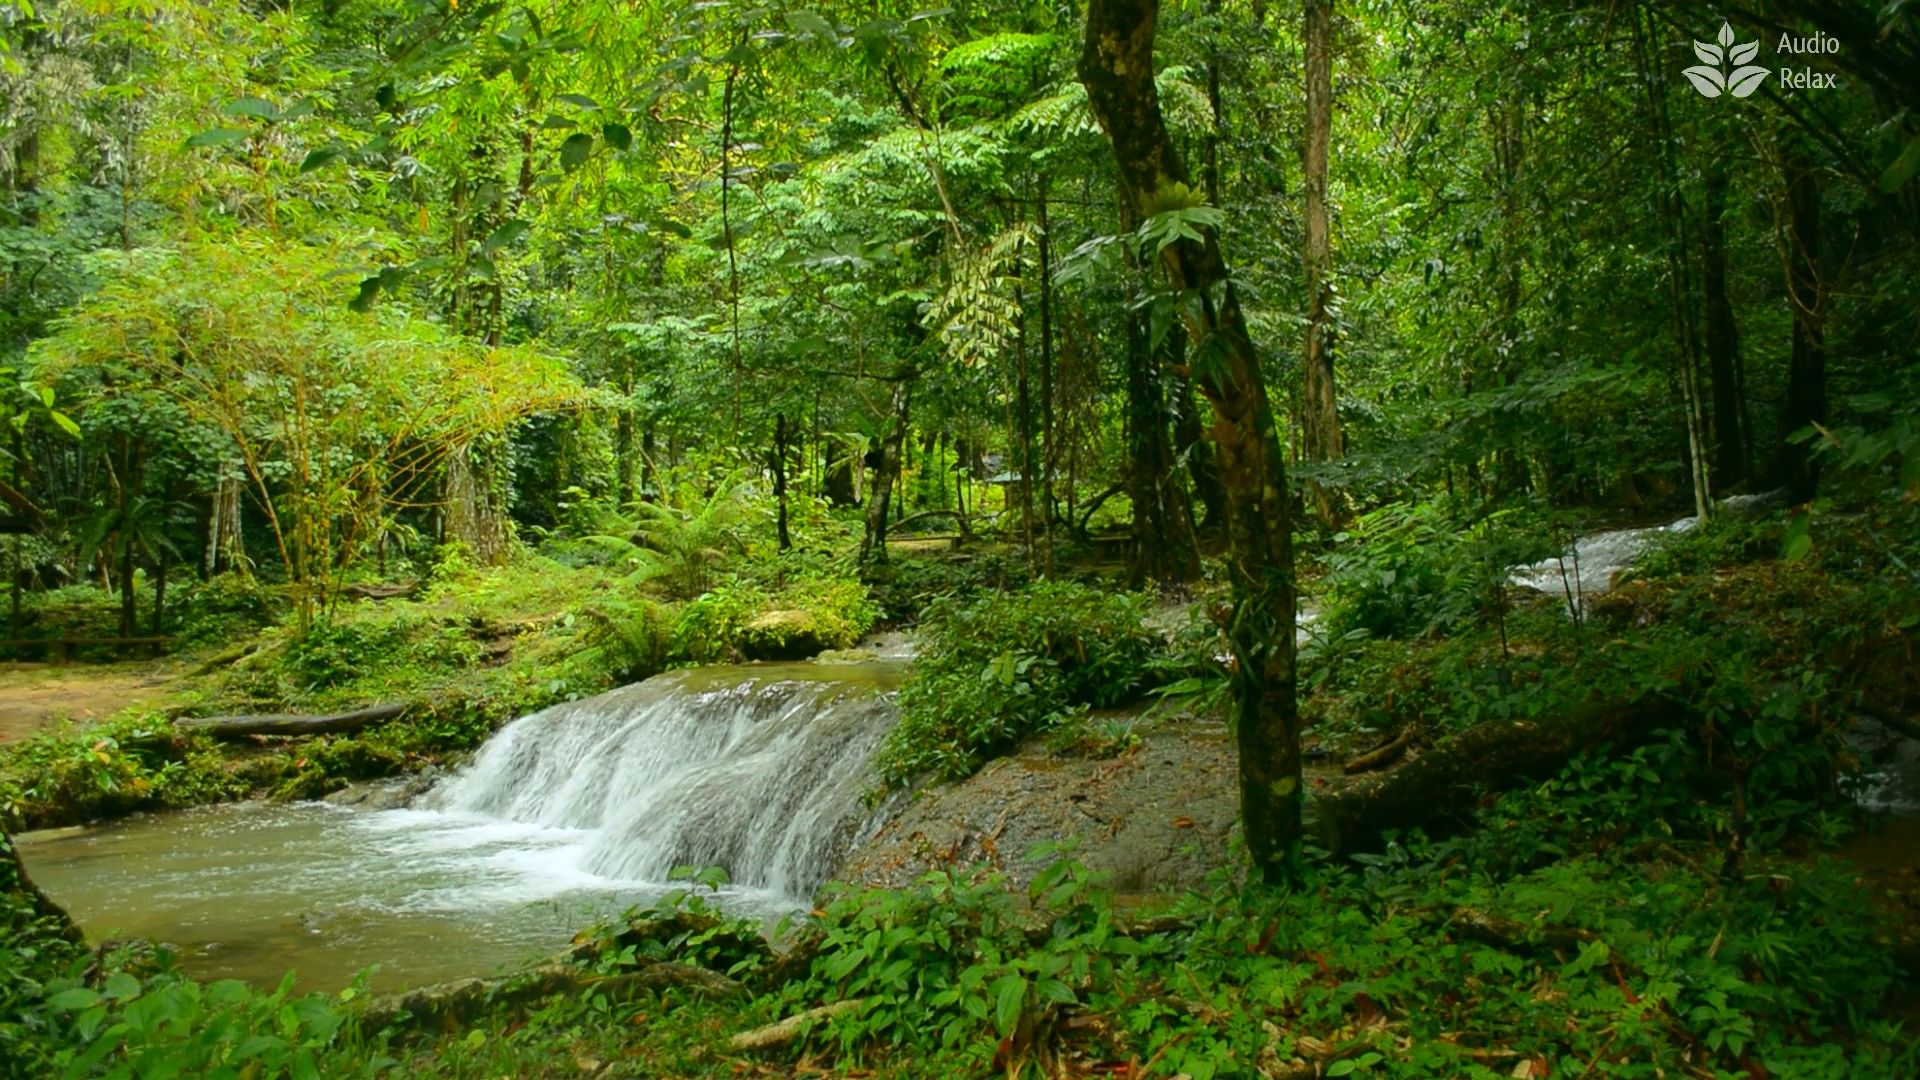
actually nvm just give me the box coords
[1685,22,1770,99]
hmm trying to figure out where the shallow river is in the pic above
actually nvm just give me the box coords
[17,801,798,992]
[17,661,903,992]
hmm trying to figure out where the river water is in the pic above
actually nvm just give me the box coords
[17,661,902,991]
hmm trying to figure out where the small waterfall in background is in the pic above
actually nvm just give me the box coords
[1508,491,1787,610]
[420,666,899,899]
[1508,518,1698,606]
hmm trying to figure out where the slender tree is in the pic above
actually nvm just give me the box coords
[1081,0,1303,882]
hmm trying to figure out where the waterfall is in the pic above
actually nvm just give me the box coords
[1508,518,1698,606]
[422,665,900,901]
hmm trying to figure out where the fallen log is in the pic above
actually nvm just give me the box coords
[1311,697,1677,854]
[342,580,421,601]
[175,702,408,738]
[1343,727,1413,775]
[728,998,865,1053]
[358,961,743,1037]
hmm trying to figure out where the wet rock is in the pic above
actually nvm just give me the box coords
[323,768,440,811]
[836,721,1240,894]
[738,610,828,661]
[814,647,879,664]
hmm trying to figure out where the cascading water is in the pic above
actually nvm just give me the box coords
[1507,491,1786,611]
[420,665,900,898]
[19,661,902,991]
[1508,518,1698,607]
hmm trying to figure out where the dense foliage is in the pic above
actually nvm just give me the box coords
[0,0,1916,1075]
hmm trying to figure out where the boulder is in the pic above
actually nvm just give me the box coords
[738,609,829,661]
[836,720,1242,894]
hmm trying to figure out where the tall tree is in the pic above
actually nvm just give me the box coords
[1300,0,1342,470]
[1770,141,1827,503]
[1081,0,1303,883]
[1701,167,1749,489]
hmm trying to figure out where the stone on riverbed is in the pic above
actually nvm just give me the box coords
[738,609,830,660]
[835,721,1241,894]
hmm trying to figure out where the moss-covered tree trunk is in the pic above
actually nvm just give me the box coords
[445,442,510,566]
[1081,0,1302,882]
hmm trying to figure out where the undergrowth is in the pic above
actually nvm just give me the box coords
[876,580,1165,783]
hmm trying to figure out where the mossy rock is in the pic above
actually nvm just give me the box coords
[737,609,829,661]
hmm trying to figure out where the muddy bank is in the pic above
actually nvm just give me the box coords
[0,661,177,743]
[837,721,1241,893]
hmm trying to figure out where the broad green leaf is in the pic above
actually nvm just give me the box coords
[560,132,593,171]
[46,986,101,1010]
[482,220,530,253]
[221,96,279,121]
[990,974,1026,1036]
[299,147,344,173]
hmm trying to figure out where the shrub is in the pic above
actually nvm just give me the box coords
[173,573,278,645]
[877,581,1163,783]
[670,575,878,664]
[1321,499,1551,640]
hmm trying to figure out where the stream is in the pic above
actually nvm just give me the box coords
[17,661,902,992]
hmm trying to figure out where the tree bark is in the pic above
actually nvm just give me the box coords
[1300,0,1342,470]
[1037,182,1059,573]
[444,442,510,565]
[860,382,911,562]
[1081,0,1302,882]
[1769,142,1826,503]
[1174,373,1226,534]
[1701,168,1747,490]
[773,412,792,551]
[1635,10,1712,523]
[1125,315,1201,586]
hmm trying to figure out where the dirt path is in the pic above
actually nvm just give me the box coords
[0,662,178,744]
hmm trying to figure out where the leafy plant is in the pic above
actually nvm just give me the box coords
[877,581,1163,782]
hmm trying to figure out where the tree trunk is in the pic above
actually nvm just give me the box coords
[860,383,911,562]
[118,543,137,641]
[445,442,510,565]
[640,422,658,502]
[1126,315,1201,586]
[151,541,169,639]
[1037,185,1059,573]
[824,453,856,507]
[615,398,635,506]
[1174,370,1226,534]
[1701,168,1747,490]
[1014,290,1037,570]
[1300,0,1342,472]
[773,412,792,552]
[1082,0,1302,882]
[1769,143,1827,503]
[1635,11,1712,524]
